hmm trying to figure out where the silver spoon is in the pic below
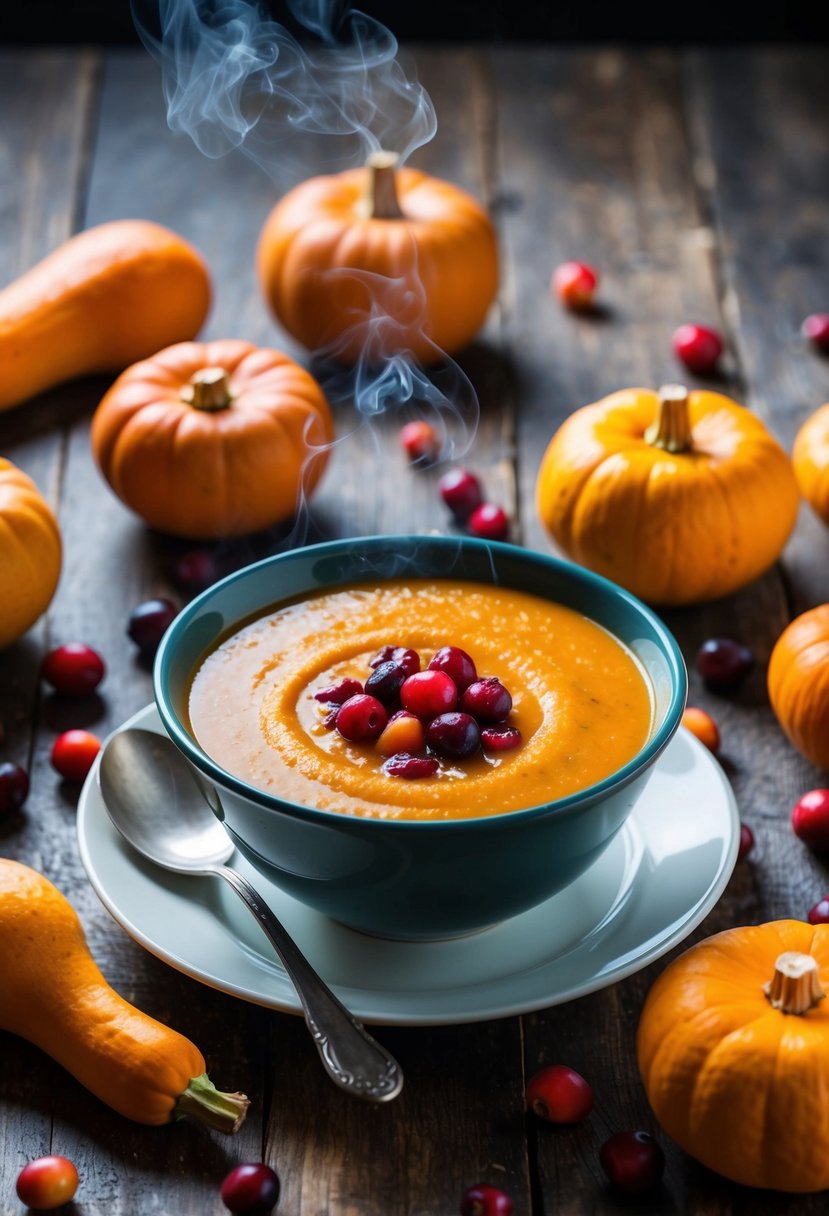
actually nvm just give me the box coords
[99,728,403,1103]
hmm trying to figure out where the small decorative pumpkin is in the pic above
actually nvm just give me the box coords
[0,458,61,649]
[637,921,829,1192]
[90,339,334,539]
[768,604,829,770]
[536,383,800,606]
[257,151,498,365]
[792,402,829,525]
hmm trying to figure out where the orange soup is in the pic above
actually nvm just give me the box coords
[187,579,654,821]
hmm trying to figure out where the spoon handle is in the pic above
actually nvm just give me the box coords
[216,864,403,1102]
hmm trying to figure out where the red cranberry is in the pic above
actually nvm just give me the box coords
[400,419,440,464]
[738,822,755,860]
[401,670,458,717]
[462,677,512,723]
[51,729,101,783]
[127,598,178,656]
[220,1162,280,1214]
[0,762,29,815]
[802,313,829,351]
[427,712,480,759]
[369,645,420,676]
[174,548,218,592]
[314,677,363,705]
[428,646,477,692]
[809,896,829,925]
[41,642,106,696]
[695,637,753,691]
[439,468,483,521]
[16,1155,79,1210]
[525,1064,594,1123]
[365,660,408,705]
[792,789,829,851]
[335,694,388,743]
[383,752,440,779]
[468,503,509,541]
[481,725,522,751]
[672,323,724,374]
[460,1182,513,1216]
[599,1130,665,1194]
[551,259,598,310]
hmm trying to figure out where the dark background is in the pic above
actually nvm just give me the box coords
[1,0,826,43]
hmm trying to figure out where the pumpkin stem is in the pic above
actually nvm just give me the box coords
[763,951,826,1015]
[366,150,404,220]
[173,1071,250,1133]
[644,384,693,453]
[181,368,233,412]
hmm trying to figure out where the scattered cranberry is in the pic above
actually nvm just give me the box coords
[401,669,458,717]
[460,1182,514,1216]
[481,725,522,751]
[51,729,102,782]
[127,597,178,656]
[369,645,421,676]
[792,789,829,851]
[0,762,29,815]
[313,677,363,705]
[400,419,440,464]
[802,313,829,351]
[439,468,483,521]
[462,677,512,723]
[695,637,753,691]
[365,660,408,705]
[526,1064,594,1123]
[335,694,388,743]
[468,502,509,541]
[174,548,218,592]
[427,712,481,759]
[41,642,106,696]
[808,896,829,925]
[551,259,598,310]
[383,752,440,779]
[599,1130,665,1194]
[738,822,755,860]
[428,646,477,692]
[682,706,720,754]
[672,322,724,374]
[16,1154,79,1210]
[220,1162,280,1214]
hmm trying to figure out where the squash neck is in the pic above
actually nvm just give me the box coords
[181,368,232,412]
[173,1072,250,1133]
[644,384,692,453]
[366,150,404,220]
[763,951,826,1015]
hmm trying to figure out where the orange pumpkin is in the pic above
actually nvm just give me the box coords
[257,151,498,365]
[638,921,829,1192]
[90,340,333,539]
[536,384,800,606]
[0,458,61,649]
[768,605,829,770]
[793,402,829,525]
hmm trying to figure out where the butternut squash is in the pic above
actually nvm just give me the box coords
[0,220,211,412]
[0,858,248,1131]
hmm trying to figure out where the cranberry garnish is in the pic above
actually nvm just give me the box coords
[738,822,755,860]
[220,1162,280,1214]
[681,706,720,754]
[672,322,724,374]
[335,694,388,743]
[50,729,101,783]
[792,789,829,851]
[428,645,477,692]
[400,419,440,464]
[127,598,178,656]
[809,896,829,925]
[468,502,509,541]
[401,669,458,717]
[0,762,29,815]
[313,677,364,705]
[462,677,512,723]
[525,1064,594,1123]
[41,642,106,696]
[321,706,339,729]
[460,1183,514,1216]
[599,1130,665,1194]
[695,637,753,691]
[551,260,598,310]
[802,313,829,351]
[427,712,481,759]
[481,725,522,751]
[365,660,408,705]
[439,468,483,521]
[369,645,420,676]
[376,711,425,757]
[383,752,439,779]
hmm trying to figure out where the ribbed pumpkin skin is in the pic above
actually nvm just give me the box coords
[637,920,829,1192]
[535,387,800,606]
[0,458,61,648]
[257,166,498,364]
[768,605,829,770]
[0,859,205,1125]
[0,219,211,411]
[90,339,334,539]
[793,402,829,525]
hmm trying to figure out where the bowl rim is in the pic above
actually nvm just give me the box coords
[154,535,688,831]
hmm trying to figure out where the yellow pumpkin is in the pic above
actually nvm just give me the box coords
[536,384,800,605]
[0,458,61,649]
[792,402,829,524]
[768,605,829,770]
[638,921,829,1192]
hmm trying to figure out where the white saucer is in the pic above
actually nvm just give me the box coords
[77,704,739,1026]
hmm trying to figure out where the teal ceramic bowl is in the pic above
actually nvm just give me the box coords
[154,536,687,941]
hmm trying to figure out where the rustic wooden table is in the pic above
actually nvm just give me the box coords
[1,42,828,1216]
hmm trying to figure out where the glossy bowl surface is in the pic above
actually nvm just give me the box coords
[154,536,687,940]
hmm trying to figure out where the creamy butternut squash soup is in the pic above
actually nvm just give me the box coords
[187,579,654,821]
